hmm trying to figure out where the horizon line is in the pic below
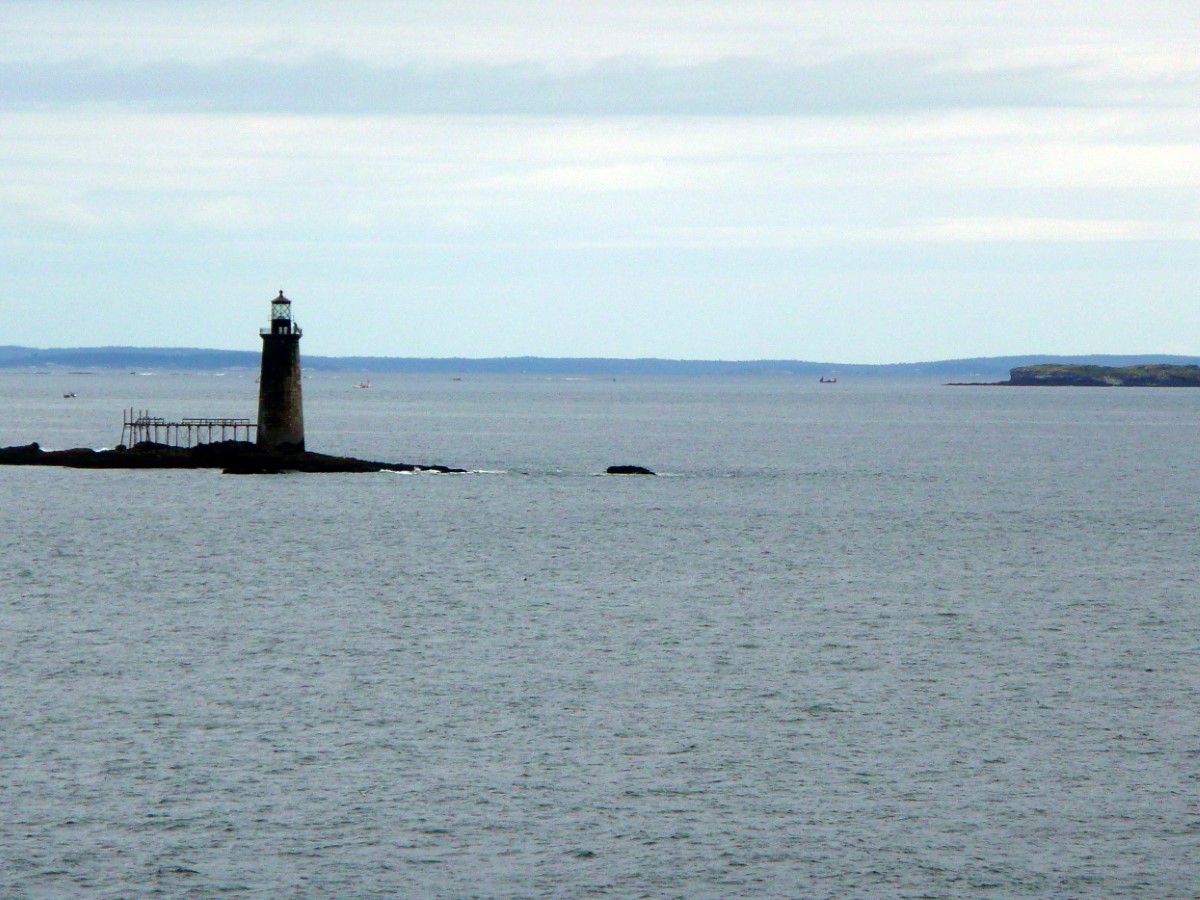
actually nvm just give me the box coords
[3,346,1198,369]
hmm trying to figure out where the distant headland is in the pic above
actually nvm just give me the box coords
[957,364,1200,387]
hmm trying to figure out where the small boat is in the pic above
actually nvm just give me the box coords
[819,376,837,384]
[353,381,371,389]
[63,392,77,398]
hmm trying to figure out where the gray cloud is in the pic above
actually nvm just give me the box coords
[3,52,1185,116]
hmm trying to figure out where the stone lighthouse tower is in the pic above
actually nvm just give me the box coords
[257,290,305,451]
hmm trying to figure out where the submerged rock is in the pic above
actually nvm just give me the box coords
[606,464,656,475]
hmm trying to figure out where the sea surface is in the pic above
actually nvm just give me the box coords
[2,370,1198,898]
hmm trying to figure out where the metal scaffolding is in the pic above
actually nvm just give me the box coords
[120,409,256,448]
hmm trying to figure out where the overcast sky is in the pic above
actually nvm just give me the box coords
[2,1,1197,361]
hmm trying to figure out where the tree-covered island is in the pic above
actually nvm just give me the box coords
[1002,364,1200,386]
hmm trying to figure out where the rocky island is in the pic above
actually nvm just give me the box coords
[0,441,465,475]
[1002,364,1200,387]
[949,364,1200,387]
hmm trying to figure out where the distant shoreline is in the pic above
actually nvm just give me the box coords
[3,348,1198,379]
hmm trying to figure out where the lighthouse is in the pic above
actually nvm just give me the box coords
[257,290,305,451]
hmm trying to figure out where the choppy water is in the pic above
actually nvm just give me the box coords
[2,371,1198,898]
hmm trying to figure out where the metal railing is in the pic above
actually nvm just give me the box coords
[120,409,257,448]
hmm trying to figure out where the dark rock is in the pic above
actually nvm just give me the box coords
[606,464,656,475]
[0,443,42,464]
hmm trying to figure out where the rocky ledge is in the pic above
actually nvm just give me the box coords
[0,441,465,475]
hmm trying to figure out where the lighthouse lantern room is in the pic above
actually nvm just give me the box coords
[266,291,302,337]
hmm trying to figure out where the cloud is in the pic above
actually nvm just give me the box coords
[898,216,1200,243]
[3,51,1193,117]
[1,107,1194,252]
[0,184,107,229]
[0,0,1195,360]
[629,215,1200,251]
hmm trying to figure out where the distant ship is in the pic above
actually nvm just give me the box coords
[354,381,371,389]
[819,376,837,384]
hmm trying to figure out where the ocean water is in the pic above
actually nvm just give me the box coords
[1,371,1198,898]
